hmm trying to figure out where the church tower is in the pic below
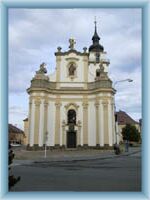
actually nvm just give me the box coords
[88,20,110,82]
[26,21,115,150]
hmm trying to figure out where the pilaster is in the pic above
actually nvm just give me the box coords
[56,56,61,89]
[55,100,61,145]
[83,56,88,89]
[95,99,100,146]
[28,99,33,146]
[99,100,104,146]
[108,100,113,146]
[43,99,48,144]
[82,100,88,145]
[102,100,109,145]
[34,99,41,145]
[39,100,44,146]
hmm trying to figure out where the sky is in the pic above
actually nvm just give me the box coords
[9,8,142,130]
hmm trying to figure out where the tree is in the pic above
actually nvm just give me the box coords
[122,124,141,142]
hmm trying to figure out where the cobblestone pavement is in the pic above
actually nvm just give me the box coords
[12,146,141,165]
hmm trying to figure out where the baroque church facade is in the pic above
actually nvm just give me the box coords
[27,22,116,149]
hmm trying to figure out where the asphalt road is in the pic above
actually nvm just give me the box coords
[11,151,141,192]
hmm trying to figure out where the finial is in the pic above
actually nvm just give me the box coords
[57,46,62,52]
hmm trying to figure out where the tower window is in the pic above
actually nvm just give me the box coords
[95,53,100,62]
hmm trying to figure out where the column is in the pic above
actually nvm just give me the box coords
[99,100,104,146]
[56,56,61,89]
[95,101,100,146]
[28,98,34,146]
[108,99,113,146]
[103,100,109,146]
[39,100,44,146]
[34,99,41,146]
[82,102,88,146]
[55,102,61,146]
[43,99,48,145]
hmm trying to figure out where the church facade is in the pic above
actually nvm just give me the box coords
[27,22,116,150]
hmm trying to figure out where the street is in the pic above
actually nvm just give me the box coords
[11,150,141,191]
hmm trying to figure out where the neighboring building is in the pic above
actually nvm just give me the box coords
[116,110,140,142]
[26,21,116,150]
[9,124,26,145]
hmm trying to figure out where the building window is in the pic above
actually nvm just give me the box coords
[95,53,100,63]
[67,109,76,124]
[68,63,76,76]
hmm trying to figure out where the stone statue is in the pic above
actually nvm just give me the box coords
[99,62,104,72]
[69,38,76,49]
[69,63,76,76]
[37,62,47,74]
[33,62,49,81]
[95,62,108,81]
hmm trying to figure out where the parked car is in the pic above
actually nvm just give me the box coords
[10,143,21,147]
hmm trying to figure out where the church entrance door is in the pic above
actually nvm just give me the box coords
[67,131,76,148]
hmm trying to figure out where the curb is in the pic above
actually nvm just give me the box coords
[33,150,141,164]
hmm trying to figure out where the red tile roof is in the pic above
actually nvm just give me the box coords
[116,110,139,125]
[9,124,24,134]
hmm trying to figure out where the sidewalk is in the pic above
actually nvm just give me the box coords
[13,147,141,165]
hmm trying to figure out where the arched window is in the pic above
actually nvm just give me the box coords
[67,109,76,124]
[69,63,76,76]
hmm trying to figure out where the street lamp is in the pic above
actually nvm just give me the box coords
[113,78,133,144]
[114,79,133,87]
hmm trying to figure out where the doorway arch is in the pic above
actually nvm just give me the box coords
[67,109,76,148]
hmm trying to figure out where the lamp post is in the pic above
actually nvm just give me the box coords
[113,79,133,144]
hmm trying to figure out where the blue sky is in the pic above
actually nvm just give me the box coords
[9,8,142,129]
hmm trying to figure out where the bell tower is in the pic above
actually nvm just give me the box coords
[88,19,110,82]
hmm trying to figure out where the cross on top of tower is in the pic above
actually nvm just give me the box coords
[94,16,97,27]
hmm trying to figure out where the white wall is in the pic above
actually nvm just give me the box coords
[88,101,96,146]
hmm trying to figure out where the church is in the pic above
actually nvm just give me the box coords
[26,21,116,150]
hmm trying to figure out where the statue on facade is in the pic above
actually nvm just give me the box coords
[69,63,76,76]
[95,62,108,81]
[99,62,104,72]
[69,38,76,49]
[33,62,49,81]
[37,62,47,74]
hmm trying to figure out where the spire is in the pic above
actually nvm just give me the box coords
[94,16,97,33]
[89,18,104,52]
